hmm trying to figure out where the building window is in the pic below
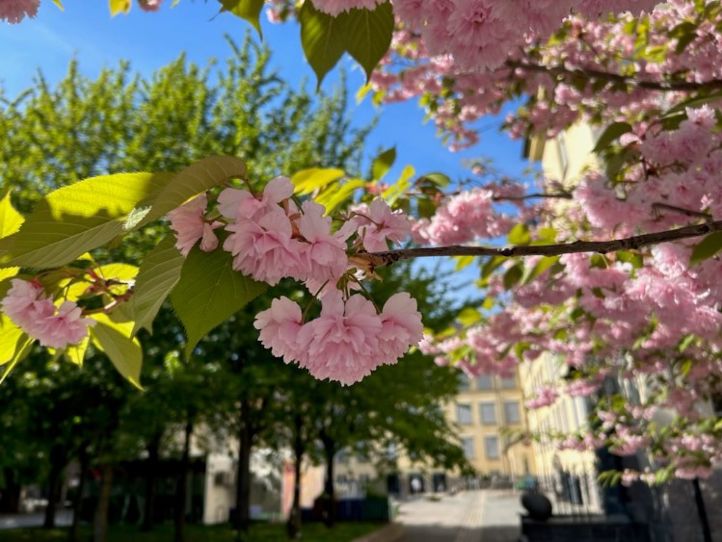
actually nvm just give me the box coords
[456,404,473,425]
[462,437,475,459]
[484,436,500,459]
[476,374,493,390]
[479,402,497,425]
[500,376,517,389]
[458,373,471,391]
[504,401,521,424]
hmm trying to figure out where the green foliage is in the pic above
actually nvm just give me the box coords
[130,236,184,335]
[299,2,394,86]
[0,173,169,269]
[593,121,633,153]
[219,0,265,36]
[690,231,722,264]
[371,146,396,181]
[90,312,143,389]
[170,246,267,358]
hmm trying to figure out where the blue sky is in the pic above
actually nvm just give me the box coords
[0,1,533,185]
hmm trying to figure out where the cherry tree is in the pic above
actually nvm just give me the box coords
[1,0,721,483]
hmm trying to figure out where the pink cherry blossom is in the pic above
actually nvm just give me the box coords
[375,292,424,365]
[525,386,559,409]
[297,200,350,285]
[254,296,304,363]
[0,0,39,23]
[167,194,220,256]
[352,198,411,252]
[1,279,95,349]
[223,209,304,285]
[297,292,383,385]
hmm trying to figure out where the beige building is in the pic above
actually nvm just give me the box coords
[449,371,535,480]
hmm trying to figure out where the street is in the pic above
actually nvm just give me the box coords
[396,490,522,542]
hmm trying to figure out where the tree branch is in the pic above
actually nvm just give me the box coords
[507,60,722,92]
[651,202,713,220]
[365,220,722,265]
[492,192,572,202]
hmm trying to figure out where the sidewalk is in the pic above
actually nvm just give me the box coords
[395,490,522,542]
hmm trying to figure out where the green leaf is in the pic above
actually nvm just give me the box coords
[690,231,722,264]
[0,192,24,239]
[52,0,64,9]
[291,168,345,196]
[109,0,131,16]
[0,191,25,282]
[456,307,481,327]
[90,312,143,388]
[0,315,28,366]
[454,255,475,271]
[141,156,248,223]
[170,246,267,358]
[65,336,90,366]
[341,2,394,82]
[593,122,633,153]
[382,165,415,205]
[521,256,558,285]
[503,264,523,289]
[0,172,169,269]
[219,0,265,36]
[616,250,644,268]
[316,179,366,213]
[417,173,450,188]
[371,147,396,180]
[299,1,347,87]
[507,224,531,246]
[131,236,184,335]
[0,332,33,384]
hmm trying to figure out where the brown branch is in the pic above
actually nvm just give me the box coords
[492,192,572,202]
[365,220,722,266]
[506,60,722,93]
[651,202,713,220]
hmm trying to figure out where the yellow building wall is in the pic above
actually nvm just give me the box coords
[447,372,536,479]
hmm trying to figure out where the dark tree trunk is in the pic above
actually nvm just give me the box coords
[141,432,162,532]
[320,432,336,528]
[68,448,89,542]
[0,468,22,514]
[173,416,193,542]
[44,445,67,529]
[286,414,304,540]
[234,400,253,535]
[93,464,113,542]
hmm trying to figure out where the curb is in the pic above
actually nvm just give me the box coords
[351,522,404,542]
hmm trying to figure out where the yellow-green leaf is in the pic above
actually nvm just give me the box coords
[109,0,131,16]
[90,313,143,388]
[170,246,267,358]
[131,236,184,336]
[219,0,265,36]
[291,168,345,196]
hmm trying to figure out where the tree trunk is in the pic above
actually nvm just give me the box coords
[44,445,67,529]
[286,414,304,540]
[235,406,253,535]
[93,464,113,542]
[320,432,336,528]
[174,416,193,542]
[141,432,162,532]
[68,448,89,542]
[0,468,22,514]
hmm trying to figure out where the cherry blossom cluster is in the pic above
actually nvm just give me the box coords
[310,0,659,72]
[1,279,95,349]
[254,290,423,385]
[168,176,424,384]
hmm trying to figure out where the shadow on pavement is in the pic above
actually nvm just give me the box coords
[400,524,520,542]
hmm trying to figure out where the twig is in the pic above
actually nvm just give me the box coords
[363,220,722,266]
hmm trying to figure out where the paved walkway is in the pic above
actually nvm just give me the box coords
[0,511,72,530]
[396,490,522,542]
